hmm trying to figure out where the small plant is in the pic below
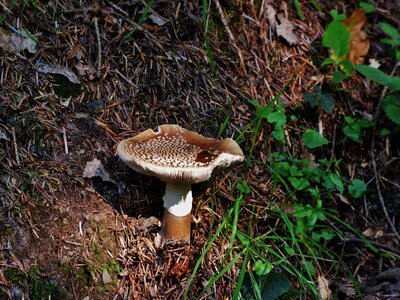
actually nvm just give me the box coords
[343,116,375,141]
[380,22,400,60]
[302,129,329,149]
[304,85,335,114]
[321,10,353,83]
[354,65,400,126]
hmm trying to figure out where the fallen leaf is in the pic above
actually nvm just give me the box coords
[265,4,277,30]
[149,13,168,26]
[317,275,331,300]
[83,158,115,183]
[362,228,384,238]
[36,63,81,84]
[343,9,370,64]
[75,62,97,81]
[276,13,298,45]
[368,58,381,69]
[0,28,37,54]
[0,129,10,141]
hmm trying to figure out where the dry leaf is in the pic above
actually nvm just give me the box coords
[0,28,37,54]
[317,275,331,300]
[83,158,115,183]
[149,13,168,26]
[265,4,277,30]
[0,129,10,141]
[75,62,97,81]
[362,228,384,238]
[276,13,298,45]
[343,9,370,65]
[36,63,81,84]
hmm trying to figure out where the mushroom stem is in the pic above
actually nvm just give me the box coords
[163,182,193,217]
[155,182,193,245]
[159,209,191,242]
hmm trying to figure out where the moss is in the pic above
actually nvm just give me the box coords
[75,266,92,287]
[53,75,82,98]
[6,266,61,300]
[5,268,26,286]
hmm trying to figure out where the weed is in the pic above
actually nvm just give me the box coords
[202,0,216,73]
[321,8,400,127]
[343,116,374,142]
[123,0,155,40]
[380,22,400,60]
[185,97,373,298]
[304,85,334,114]
[5,266,59,300]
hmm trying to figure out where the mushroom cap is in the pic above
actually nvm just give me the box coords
[117,124,244,183]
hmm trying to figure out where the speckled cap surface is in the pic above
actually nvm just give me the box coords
[117,124,244,183]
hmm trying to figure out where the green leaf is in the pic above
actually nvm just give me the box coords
[320,93,334,113]
[304,260,315,276]
[261,273,291,300]
[321,57,337,66]
[380,128,391,137]
[302,129,329,149]
[343,125,360,141]
[380,95,400,125]
[381,38,399,47]
[272,129,285,142]
[333,71,349,84]
[348,179,367,198]
[237,182,251,194]
[267,111,286,126]
[328,173,344,193]
[289,177,310,190]
[241,272,290,300]
[289,165,302,177]
[255,260,273,276]
[249,99,260,107]
[329,9,347,21]
[359,2,376,13]
[323,21,350,58]
[284,245,295,255]
[380,22,400,40]
[304,86,334,113]
[320,229,336,240]
[304,93,319,107]
[256,105,273,119]
[355,65,400,91]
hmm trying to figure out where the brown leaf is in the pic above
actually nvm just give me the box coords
[0,28,37,54]
[343,9,370,65]
[265,4,277,30]
[82,158,115,183]
[317,275,331,300]
[36,63,81,84]
[276,13,299,45]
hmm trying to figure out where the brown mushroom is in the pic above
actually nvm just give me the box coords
[117,124,244,247]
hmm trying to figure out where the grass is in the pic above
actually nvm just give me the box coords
[183,88,379,298]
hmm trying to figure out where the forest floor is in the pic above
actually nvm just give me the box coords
[0,0,399,299]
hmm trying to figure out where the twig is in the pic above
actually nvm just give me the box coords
[94,17,102,76]
[213,0,236,43]
[63,127,69,154]
[370,61,400,241]
[11,126,20,166]
[104,0,128,16]
[343,237,400,256]
[213,0,245,73]
[371,151,400,240]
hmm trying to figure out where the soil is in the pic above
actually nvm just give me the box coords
[0,0,399,299]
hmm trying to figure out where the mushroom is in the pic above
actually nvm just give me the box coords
[117,124,244,247]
